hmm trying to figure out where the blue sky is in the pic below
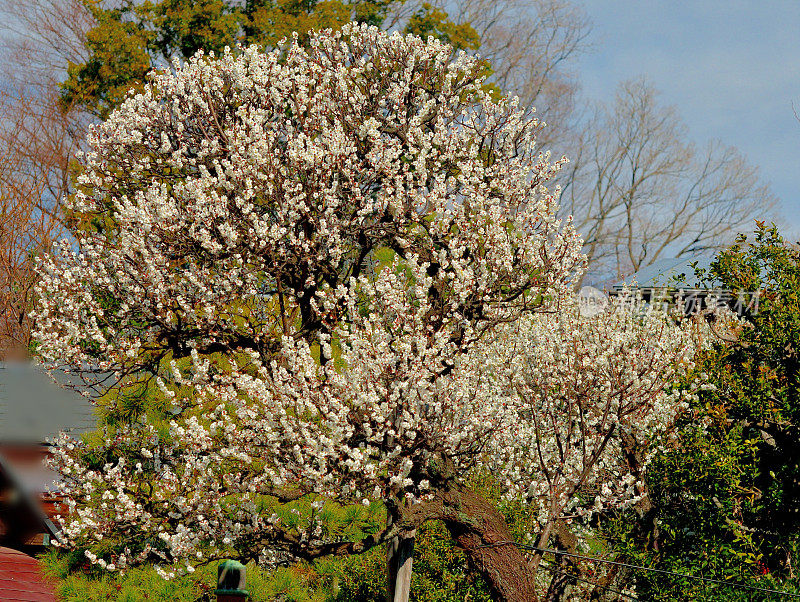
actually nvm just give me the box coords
[575,1,800,234]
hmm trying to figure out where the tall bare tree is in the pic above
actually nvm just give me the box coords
[426,0,590,143]
[559,79,777,283]
[0,0,93,91]
[0,0,92,357]
[0,109,64,358]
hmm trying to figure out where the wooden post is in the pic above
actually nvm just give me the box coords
[216,560,248,602]
[386,529,416,602]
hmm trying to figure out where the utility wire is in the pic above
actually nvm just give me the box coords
[478,541,800,598]
[537,557,640,601]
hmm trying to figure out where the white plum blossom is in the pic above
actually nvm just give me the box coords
[480,295,701,560]
[31,24,695,592]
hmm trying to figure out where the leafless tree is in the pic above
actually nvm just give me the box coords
[0,85,87,217]
[0,0,91,357]
[0,0,93,218]
[0,0,93,91]
[0,123,63,359]
[426,0,591,143]
[559,79,777,284]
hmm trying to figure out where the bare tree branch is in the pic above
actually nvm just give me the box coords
[0,0,92,357]
[558,79,777,284]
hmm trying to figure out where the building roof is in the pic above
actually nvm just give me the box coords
[612,254,721,291]
[0,363,96,445]
[0,547,57,601]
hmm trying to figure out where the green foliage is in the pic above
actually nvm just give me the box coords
[62,2,153,118]
[41,522,495,601]
[615,224,800,599]
[63,0,363,118]
[244,0,351,48]
[42,474,538,600]
[39,549,333,601]
[147,0,240,59]
[405,3,480,51]
[323,520,494,601]
[40,548,212,601]
[62,0,481,118]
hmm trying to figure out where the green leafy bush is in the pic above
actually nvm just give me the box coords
[613,224,800,599]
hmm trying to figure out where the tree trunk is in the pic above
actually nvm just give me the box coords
[441,487,539,602]
[543,524,579,602]
[386,530,416,602]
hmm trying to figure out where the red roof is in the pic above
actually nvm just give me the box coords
[0,547,56,601]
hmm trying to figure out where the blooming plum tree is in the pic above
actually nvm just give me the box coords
[485,296,699,598]
[32,25,694,601]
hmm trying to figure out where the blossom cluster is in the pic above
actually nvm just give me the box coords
[482,295,701,533]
